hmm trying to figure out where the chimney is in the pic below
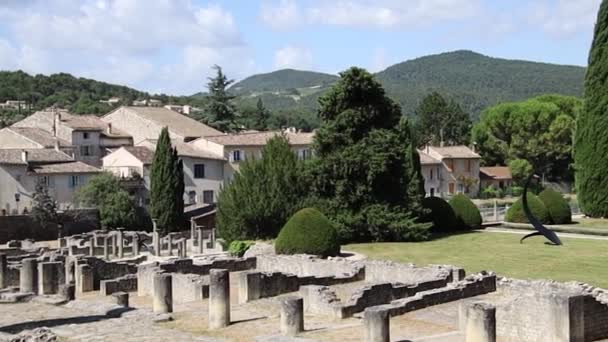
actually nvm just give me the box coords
[52,111,61,137]
[21,150,28,164]
[54,139,60,151]
[107,123,112,135]
[426,144,430,154]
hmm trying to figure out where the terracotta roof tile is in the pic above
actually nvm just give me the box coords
[29,161,102,174]
[121,106,222,138]
[430,146,481,159]
[0,149,73,165]
[480,166,512,180]
[203,131,314,146]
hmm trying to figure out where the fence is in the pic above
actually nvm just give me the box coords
[477,200,581,224]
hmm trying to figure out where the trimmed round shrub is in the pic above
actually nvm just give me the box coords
[275,208,340,257]
[505,192,551,224]
[422,197,458,232]
[538,188,572,224]
[449,194,482,230]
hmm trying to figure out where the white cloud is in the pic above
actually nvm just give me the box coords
[274,46,313,70]
[528,0,601,38]
[259,0,301,30]
[261,0,480,30]
[0,0,251,94]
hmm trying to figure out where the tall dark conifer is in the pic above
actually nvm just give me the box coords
[150,127,184,234]
[575,0,608,217]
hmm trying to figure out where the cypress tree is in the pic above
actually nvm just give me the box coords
[575,0,608,217]
[150,127,184,234]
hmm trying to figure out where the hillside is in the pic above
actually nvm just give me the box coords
[233,50,585,119]
[376,50,585,118]
[230,69,338,95]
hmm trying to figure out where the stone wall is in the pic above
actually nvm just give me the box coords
[255,255,362,278]
[585,296,608,341]
[171,273,209,304]
[0,210,100,244]
[137,257,256,297]
[100,274,138,296]
[239,267,365,303]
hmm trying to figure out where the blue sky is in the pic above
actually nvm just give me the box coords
[0,0,601,95]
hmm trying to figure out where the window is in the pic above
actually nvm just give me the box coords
[298,148,312,160]
[203,190,214,204]
[80,145,92,156]
[194,164,205,178]
[83,132,90,139]
[446,159,454,170]
[457,183,464,194]
[69,175,80,188]
[231,150,241,162]
[448,183,455,194]
[430,169,433,180]
[430,188,435,197]
[188,191,197,204]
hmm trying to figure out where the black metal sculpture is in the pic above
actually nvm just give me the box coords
[519,173,563,245]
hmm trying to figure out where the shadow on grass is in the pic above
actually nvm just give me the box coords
[0,307,134,334]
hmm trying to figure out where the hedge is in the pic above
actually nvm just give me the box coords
[274,208,340,257]
[505,192,551,224]
[449,194,482,230]
[538,188,572,224]
[422,197,458,232]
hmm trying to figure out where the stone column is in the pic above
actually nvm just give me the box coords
[196,226,204,254]
[209,269,230,329]
[20,258,38,294]
[76,264,93,295]
[238,271,261,304]
[176,239,183,258]
[363,307,390,342]
[167,235,174,256]
[0,253,6,289]
[132,234,140,256]
[65,257,76,285]
[88,236,95,256]
[153,232,161,256]
[181,239,187,258]
[153,273,173,314]
[464,302,496,342]
[103,236,109,260]
[117,229,124,259]
[280,296,304,336]
[111,233,118,256]
[38,261,62,295]
[113,291,129,307]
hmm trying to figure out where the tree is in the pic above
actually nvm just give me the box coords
[150,127,185,234]
[31,179,59,227]
[205,65,238,132]
[508,159,534,186]
[575,0,608,217]
[75,173,138,229]
[415,92,471,146]
[217,135,306,243]
[472,94,580,181]
[309,67,430,242]
[253,98,270,130]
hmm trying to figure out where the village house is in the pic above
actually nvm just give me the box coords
[419,145,482,197]
[11,109,132,166]
[479,166,513,191]
[0,148,101,214]
[190,129,315,181]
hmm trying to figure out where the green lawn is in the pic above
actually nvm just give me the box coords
[570,218,608,229]
[345,232,608,288]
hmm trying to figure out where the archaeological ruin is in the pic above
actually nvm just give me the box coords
[0,226,607,342]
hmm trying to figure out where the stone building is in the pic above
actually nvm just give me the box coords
[480,166,513,191]
[418,145,482,197]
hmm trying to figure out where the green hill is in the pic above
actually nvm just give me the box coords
[230,69,338,95]
[232,51,585,119]
[376,50,585,118]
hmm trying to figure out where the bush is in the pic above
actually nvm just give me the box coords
[422,197,458,232]
[505,192,551,224]
[228,240,255,257]
[481,186,498,199]
[275,208,340,257]
[449,194,482,230]
[510,186,524,197]
[538,188,572,224]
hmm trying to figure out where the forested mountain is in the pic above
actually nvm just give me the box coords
[230,50,585,119]
[0,50,585,128]
[230,69,338,95]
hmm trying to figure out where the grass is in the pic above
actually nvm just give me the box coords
[345,231,608,288]
[569,217,608,229]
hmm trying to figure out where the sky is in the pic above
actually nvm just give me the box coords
[0,0,601,95]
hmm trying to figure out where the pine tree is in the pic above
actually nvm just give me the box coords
[311,67,430,242]
[31,178,59,227]
[206,65,238,132]
[150,127,184,234]
[253,98,270,131]
[415,92,471,146]
[575,0,608,217]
